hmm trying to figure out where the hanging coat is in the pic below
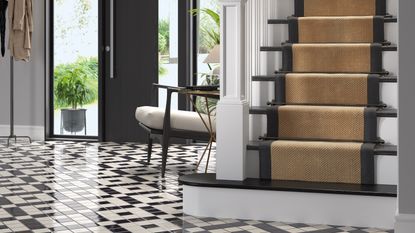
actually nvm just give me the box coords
[0,0,7,57]
[8,0,32,61]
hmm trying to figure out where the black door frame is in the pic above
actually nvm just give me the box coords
[45,0,104,141]
[46,0,199,141]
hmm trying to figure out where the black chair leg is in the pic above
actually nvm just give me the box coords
[147,135,153,164]
[161,135,170,178]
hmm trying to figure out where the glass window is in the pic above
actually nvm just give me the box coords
[197,0,220,86]
[159,0,179,109]
[52,0,99,137]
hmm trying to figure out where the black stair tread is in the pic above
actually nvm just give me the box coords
[179,173,397,197]
[249,106,397,117]
[247,141,397,156]
[252,75,398,83]
[260,44,397,52]
[268,16,398,24]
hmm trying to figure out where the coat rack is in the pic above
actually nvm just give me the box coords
[0,56,32,147]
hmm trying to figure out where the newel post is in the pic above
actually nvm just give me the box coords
[216,0,249,181]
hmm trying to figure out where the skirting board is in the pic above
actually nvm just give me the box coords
[0,125,44,141]
[395,213,415,233]
[183,185,397,229]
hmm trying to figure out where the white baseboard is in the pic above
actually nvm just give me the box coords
[183,186,397,229]
[0,125,45,141]
[395,213,415,233]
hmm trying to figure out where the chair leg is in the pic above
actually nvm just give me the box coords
[147,135,153,164]
[161,135,170,178]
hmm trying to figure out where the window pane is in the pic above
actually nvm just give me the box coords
[159,0,179,109]
[53,0,98,136]
[197,0,220,86]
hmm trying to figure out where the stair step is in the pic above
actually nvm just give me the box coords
[268,16,398,24]
[260,44,397,52]
[179,173,397,197]
[247,141,397,156]
[252,75,398,83]
[249,106,397,117]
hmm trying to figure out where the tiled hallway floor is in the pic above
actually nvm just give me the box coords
[0,141,393,233]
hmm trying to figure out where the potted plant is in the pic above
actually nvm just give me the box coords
[54,63,97,134]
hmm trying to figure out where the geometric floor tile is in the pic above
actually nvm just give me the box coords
[0,141,393,233]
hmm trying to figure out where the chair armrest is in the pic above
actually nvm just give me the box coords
[161,86,182,135]
[152,83,182,91]
[151,83,182,106]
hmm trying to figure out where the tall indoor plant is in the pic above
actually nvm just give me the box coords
[54,63,97,134]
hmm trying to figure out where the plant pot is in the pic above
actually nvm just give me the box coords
[61,109,87,133]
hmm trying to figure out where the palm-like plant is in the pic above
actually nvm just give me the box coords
[191,8,220,48]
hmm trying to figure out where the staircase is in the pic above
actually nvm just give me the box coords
[181,0,398,228]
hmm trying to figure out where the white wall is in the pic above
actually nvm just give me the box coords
[0,2,45,140]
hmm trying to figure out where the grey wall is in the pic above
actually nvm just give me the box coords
[0,1,45,128]
[398,0,415,215]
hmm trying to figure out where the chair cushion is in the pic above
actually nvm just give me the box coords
[135,106,216,133]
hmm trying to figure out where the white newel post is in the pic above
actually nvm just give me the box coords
[216,0,249,181]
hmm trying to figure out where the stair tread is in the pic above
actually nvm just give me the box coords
[247,141,397,156]
[260,44,397,52]
[179,173,397,197]
[268,16,398,24]
[252,75,398,83]
[249,106,397,117]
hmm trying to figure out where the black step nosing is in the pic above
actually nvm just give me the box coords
[252,75,397,83]
[268,17,398,24]
[247,141,397,156]
[179,173,397,197]
[260,45,397,52]
[249,106,397,118]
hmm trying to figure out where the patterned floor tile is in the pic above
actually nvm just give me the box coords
[0,141,393,233]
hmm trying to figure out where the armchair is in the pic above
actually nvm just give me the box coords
[135,84,215,177]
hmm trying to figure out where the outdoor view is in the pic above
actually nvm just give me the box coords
[53,0,98,136]
[158,0,219,110]
[159,0,179,109]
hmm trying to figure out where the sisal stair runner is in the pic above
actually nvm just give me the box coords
[260,141,375,184]
[282,43,382,73]
[288,16,384,43]
[274,73,380,106]
[294,0,386,17]
[266,106,377,142]
[259,0,388,184]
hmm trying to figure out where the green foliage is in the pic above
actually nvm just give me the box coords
[159,64,168,76]
[54,57,98,110]
[191,8,220,51]
[195,72,220,115]
[158,20,170,55]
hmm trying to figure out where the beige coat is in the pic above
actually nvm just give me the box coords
[8,0,33,61]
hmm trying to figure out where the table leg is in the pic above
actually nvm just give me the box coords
[195,137,213,171]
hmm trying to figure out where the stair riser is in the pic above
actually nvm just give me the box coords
[252,82,397,108]
[380,82,398,108]
[247,150,397,185]
[379,118,398,145]
[183,185,396,229]
[249,115,397,145]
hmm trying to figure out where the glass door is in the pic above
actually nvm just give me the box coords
[50,0,99,138]
[158,0,179,109]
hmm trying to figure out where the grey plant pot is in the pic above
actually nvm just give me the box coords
[61,109,87,133]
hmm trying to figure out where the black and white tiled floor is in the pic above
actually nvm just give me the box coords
[0,141,393,233]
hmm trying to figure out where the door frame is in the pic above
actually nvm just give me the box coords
[45,0,104,141]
